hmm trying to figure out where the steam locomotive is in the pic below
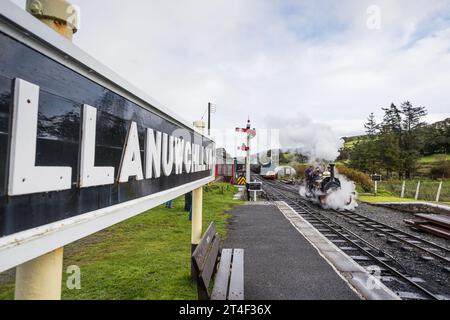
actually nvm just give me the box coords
[304,164,349,206]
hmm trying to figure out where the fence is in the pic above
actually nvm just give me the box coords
[378,180,450,203]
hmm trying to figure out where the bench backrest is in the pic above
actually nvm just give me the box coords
[192,222,221,299]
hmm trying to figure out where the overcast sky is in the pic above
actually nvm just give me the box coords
[9,0,450,153]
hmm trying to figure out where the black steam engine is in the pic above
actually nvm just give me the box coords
[305,164,342,204]
[320,164,341,192]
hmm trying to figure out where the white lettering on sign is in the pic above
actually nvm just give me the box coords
[8,79,72,196]
[183,142,192,173]
[162,133,174,177]
[7,78,213,196]
[174,137,184,175]
[79,105,115,187]
[118,122,144,183]
[144,129,162,179]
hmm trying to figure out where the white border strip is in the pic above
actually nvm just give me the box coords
[0,176,214,272]
[0,1,209,137]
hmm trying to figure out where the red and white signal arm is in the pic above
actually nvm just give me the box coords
[235,127,256,137]
[247,129,256,138]
[238,144,250,151]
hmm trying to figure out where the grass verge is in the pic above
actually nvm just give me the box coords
[0,183,241,300]
[358,194,450,206]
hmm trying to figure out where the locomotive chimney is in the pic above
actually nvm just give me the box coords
[329,163,335,180]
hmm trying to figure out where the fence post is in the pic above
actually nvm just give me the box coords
[400,180,406,198]
[415,181,421,201]
[436,181,443,203]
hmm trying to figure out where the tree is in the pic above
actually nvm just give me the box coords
[381,103,402,134]
[363,113,380,173]
[364,113,378,136]
[400,101,427,178]
[401,101,427,132]
[378,104,403,178]
[345,102,433,179]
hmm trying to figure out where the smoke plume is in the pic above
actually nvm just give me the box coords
[299,172,358,211]
[322,173,358,211]
[268,114,343,162]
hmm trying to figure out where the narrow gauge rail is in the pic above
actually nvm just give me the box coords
[260,177,450,263]
[259,177,443,300]
[332,210,450,263]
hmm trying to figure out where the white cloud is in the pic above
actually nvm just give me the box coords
[7,0,450,146]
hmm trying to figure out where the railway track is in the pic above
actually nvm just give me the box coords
[258,176,449,300]
[263,178,450,263]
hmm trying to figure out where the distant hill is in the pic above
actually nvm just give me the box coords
[342,118,449,149]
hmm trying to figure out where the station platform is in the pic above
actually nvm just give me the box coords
[224,202,360,300]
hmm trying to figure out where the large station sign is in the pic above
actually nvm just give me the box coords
[0,3,215,272]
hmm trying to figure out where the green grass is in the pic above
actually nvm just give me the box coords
[376,180,450,202]
[358,194,422,203]
[0,183,241,300]
[344,140,359,149]
[418,154,450,164]
[358,187,450,205]
[358,194,450,206]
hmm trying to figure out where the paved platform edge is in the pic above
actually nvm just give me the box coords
[274,201,401,301]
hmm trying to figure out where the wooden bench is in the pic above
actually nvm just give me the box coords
[192,222,244,300]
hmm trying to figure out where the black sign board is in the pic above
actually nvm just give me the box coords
[371,175,382,182]
[247,182,262,191]
[0,4,215,271]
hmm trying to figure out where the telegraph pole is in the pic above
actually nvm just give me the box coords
[208,102,211,136]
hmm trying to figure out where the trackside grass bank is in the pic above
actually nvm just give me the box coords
[0,183,240,300]
[358,193,450,206]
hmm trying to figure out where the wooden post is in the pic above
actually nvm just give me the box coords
[400,180,406,198]
[191,121,205,278]
[436,181,443,203]
[374,180,378,196]
[415,181,421,201]
[15,0,79,300]
[15,248,64,300]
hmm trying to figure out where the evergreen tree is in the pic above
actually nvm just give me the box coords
[400,101,427,178]
[379,104,402,178]
[363,113,380,173]
[381,103,402,134]
[364,113,378,136]
[344,102,435,179]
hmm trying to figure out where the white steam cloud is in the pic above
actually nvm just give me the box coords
[299,172,358,211]
[322,173,358,211]
[268,114,343,161]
